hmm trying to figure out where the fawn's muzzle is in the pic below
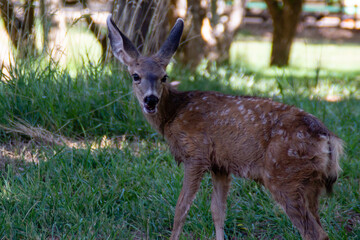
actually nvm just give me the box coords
[143,95,159,114]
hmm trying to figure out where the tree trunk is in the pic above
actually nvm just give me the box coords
[212,0,246,63]
[80,0,108,60]
[0,0,36,57]
[170,0,246,68]
[110,0,245,68]
[177,0,207,67]
[46,0,67,62]
[84,15,107,60]
[111,0,169,56]
[265,0,303,67]
[40,0,47,53]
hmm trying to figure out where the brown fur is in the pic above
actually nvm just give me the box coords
[107,16,344,240]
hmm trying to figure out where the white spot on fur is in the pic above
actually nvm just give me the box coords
[260,113,267,124]
[264,134,270,141]
[319,134,328,140]
[221,109,231,116]
[288,148,299,157]
[265,170,271,179]
[208,112,216,118]
[297,131,304,139]
[239,166,250,178]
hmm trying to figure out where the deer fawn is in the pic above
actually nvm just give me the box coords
[107,16,344,240]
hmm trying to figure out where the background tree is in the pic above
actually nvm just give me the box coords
[0,0,246,69]
[170,0,246,68]
[110,0,169,57]
[44,0,67,62]
[110,0,246,69]
[0,0,36,57]
[264,0,303,66]
[80,0,109,60]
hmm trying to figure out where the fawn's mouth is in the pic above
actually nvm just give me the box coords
[143,103,157,114]
[143,95,159,115]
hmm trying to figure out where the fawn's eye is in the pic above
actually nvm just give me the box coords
[132,73,141,82]
[161,75,168,83]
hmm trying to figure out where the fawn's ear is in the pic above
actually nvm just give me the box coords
[107,15,140,66]
[155,18,184,66]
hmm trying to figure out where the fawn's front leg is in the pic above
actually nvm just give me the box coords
[170,164,206,240]
[211,171,232,240]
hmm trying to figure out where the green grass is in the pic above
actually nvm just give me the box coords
[0,58,359,239]
[0,131,358,239]
[0,24,359,239]
[66,26,103,73]
[230,39,360,72]
[0,60,154,140]
[0,134,358,239]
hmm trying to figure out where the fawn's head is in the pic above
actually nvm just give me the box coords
[107,16,184,115]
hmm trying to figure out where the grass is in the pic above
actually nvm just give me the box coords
[0,58,359,239]
[230,39,360,72]
[0,25,359,239]
[0,133,358,239]
[0,60,154,140]
[66,26,103,74]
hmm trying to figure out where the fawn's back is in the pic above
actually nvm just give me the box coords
[164,91,340,185]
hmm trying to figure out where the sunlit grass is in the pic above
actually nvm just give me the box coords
[1,19,103,76]
[228,38,360,101]
[230,39,360,72]
[172,61,359,103]
[66,25,103,73]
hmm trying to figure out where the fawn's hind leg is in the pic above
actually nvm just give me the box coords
[305,185,323,226]
[211,171,232,240]
[267,182,329,240]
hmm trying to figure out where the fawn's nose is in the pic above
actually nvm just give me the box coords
[144,95,159,107]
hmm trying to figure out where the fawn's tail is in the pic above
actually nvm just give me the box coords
[324,136,344,194]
